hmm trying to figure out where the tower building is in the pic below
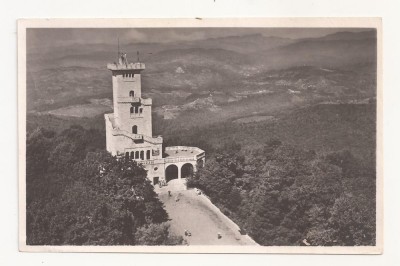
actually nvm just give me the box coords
[104,53,205,186]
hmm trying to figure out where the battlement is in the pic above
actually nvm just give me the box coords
[107,62,145,71]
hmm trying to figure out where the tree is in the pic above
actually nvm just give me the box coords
[26,126,179,246]
[135,223,184,245]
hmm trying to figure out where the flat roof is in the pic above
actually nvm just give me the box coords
[164,146,204,158]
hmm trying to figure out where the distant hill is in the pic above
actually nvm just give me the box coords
[251,30,376,70]
[26,30,376,112]
[183,34,295,54]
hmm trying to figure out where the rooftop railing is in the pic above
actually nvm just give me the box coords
[107,62,145,70]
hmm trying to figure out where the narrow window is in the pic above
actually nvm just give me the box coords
[129,90,135,97]
[135,106,139,113]
[135,151,139,159]
[146,150,151,160]
[125,152,129,160]
[132,125,138,134]
[130,107,134,114]
[130,151,135,159]
[140,151,144,160]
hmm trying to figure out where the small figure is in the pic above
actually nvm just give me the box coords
[217,232,222,239]
[168,191,172,197]
[302,239,311,246]
[184,229,191,237]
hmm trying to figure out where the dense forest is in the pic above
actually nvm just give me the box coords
[26,102,376,246]
[184,103,376,246]
[187,139,375,246]
[26,125,183,245]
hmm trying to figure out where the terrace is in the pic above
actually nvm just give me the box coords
[164,146,205,160]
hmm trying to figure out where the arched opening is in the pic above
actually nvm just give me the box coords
[125,152,129,160]
[165,164,179,182]
[146,150,151,160]
[135,106,139,113]
[197,159,204,168]
[140,150,144,160]
[130,151,135,159]
[135,151,139,159]
[181,163,194,179]
[132,125,137,134]
[129,90,135,97]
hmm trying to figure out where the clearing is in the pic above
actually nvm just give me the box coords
[157,184,257,246]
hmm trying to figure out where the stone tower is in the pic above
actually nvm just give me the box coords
[108,54,152,137]
[104,52,205,186]
[104,53,163,160]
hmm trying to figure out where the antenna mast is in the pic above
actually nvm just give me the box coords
[117,38,120,62]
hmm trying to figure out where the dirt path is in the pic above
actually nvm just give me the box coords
[158,189,258,246]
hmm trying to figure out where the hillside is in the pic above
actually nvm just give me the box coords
[252,32,376,70]
[26,30,377,114]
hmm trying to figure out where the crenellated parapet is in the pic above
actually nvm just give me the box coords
[107,62,145,71]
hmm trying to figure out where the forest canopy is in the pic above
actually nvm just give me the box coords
[26,102,376,246]
[188,139,376,246]
[26,125,183,245]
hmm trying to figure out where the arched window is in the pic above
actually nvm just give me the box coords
[146,150,151,160]
[132,125,138,134]
[125,152,129,160]
[129,90,135,97]
[135,151,139,159]
[130,151,135,159]
[130,107,134,114]
[135,106,139,113]
[140,151,144,160]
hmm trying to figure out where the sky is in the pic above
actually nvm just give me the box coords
[27,28,371,49]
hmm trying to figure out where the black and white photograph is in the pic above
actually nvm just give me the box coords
[18,18,382,253]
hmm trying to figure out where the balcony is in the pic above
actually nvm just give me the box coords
[164,146,205,162]
[111,129,144,141]
[117,97,141,103]
[117,97,152,105]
